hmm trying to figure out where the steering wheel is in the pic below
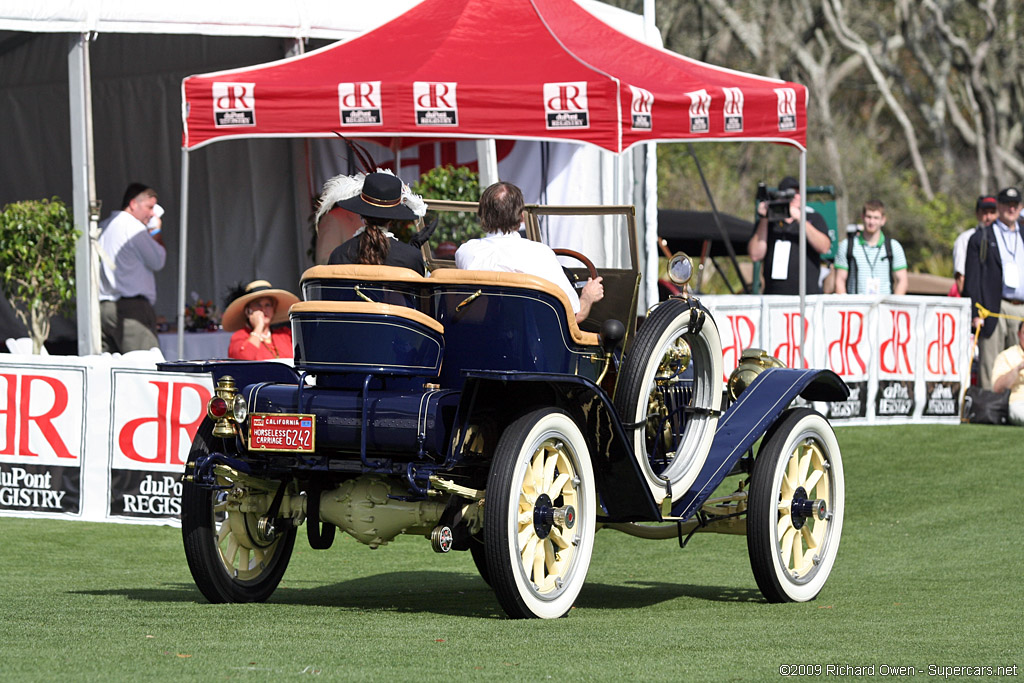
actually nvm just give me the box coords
[553,248,598,281]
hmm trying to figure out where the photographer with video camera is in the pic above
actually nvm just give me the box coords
[747,176,832,294]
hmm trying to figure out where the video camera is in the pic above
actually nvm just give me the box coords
[756,182,796,222]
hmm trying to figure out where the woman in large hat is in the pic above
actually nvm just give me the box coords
[315,169,427,274]
[223,280,300,360]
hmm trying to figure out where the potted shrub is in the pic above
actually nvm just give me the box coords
[0,197,79,354]
[411,164,482,254]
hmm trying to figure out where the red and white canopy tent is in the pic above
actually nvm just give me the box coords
[177,0,810,354]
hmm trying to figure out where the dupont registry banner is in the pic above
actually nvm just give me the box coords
[0,353,212,526]
[700,294,971,424]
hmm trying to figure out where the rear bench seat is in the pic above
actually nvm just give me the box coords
[427,269,599,347]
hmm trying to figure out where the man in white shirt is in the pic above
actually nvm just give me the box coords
[97,183,166,352]
[455,182,603,324]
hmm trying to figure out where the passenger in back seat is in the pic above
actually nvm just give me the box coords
[315,170,427,275]
[455,182,604,324]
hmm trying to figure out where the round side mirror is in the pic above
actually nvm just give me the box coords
[667,252,693,285]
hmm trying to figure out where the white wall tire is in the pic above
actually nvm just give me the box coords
[613,299,724,502]
[484,409,596,619]
[747,408,845,603]
[181,419,295,603]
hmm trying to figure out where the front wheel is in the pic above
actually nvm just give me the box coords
[484,408,596,619]
[181,419,296,603]
[747,408,845,603]
[613,298,723,502]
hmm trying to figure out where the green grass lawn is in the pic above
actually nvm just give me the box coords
[1,424,1021,681]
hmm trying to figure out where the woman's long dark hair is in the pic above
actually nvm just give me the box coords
[357,215,393,265]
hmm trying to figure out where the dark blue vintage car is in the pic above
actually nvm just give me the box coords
[161,201,849,619]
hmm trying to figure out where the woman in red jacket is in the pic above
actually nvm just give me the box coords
[223,280,299,360]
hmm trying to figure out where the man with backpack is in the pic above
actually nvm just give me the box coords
[834,199,908,295]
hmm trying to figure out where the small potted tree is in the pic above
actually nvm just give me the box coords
[411,164,482,258]
[0,197,79,354]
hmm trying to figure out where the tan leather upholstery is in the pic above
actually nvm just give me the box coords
[428,269,599,347]
[300,264,427,284]
[290,301,444,334]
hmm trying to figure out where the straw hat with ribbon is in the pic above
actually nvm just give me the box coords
[222,280,300,332]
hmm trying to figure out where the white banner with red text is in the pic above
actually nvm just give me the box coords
[699,294,971,424]
[0,353,212,525]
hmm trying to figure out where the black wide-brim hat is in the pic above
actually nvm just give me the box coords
[336,172,417,221]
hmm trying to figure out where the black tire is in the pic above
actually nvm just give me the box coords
[469,534,491,586]
[484,408,595,619]
[181,419,296,603]
[747,408,845,603]
[613,298,723,503]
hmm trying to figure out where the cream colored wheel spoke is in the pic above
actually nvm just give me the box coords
[777,513,793,540]
[812,518,828,547]
[780,527,796,567]
[801,525,818,551]
[542,449,557,494]
[786,454,800,491]
[532,539,545,584]
[790,529,804,570]
[549,526,570,549]
[518,523,535,550]
[521,535,539,572]
[549,472,570,499]
[803,468,824,493]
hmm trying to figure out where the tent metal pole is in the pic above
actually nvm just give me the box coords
[176,150,190,360]
[476,139,499,186]
[798,149,807,368]
[69,33,101,356]
[644,142,658,311]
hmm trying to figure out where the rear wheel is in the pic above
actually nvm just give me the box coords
[484,409,595,619]
[181,419,296,603]
[469,534,491,586]
[613,298,723,502]
[747,408,845,603]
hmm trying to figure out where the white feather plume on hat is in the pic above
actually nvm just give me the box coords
[315,168,426,224]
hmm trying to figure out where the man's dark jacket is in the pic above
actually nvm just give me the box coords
[963,220,1024,338]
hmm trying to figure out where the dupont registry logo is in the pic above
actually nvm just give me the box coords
[686,89,711,133]
[338,81,383,126]
[723,87,744,132]
[414,82,458,126]
[212,82,256,127]
[629,85,653,130]
[544,82,589,129]
[775,87,797,132]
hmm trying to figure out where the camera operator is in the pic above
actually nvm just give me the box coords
[747,176,832,294]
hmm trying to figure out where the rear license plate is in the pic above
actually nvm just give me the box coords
[248,413,315,453]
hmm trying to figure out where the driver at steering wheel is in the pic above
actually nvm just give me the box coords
[455,182,604,324]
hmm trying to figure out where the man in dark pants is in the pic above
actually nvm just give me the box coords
[97,183,166,353]
[963,187,1024,389]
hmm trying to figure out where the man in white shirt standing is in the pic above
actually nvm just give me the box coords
[455,182,603,324]
[952,195,997,296]
[97,183,166,353]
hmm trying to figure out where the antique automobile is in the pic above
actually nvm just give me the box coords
[160,201,849,619]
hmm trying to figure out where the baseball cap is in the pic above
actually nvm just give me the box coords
[996,187,1021,204]
[976,195,997,210]
[778,176,799,192]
